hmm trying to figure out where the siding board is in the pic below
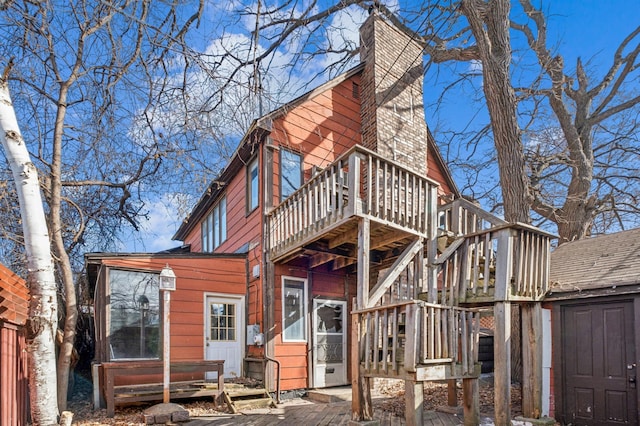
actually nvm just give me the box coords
[0,263,29,426]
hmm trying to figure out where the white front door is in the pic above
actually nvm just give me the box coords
[312,299,348,388]
[205,295,243,378]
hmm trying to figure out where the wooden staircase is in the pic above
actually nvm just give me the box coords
[222,385,276,413]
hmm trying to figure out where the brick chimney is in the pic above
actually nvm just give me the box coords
[359,11,428,175]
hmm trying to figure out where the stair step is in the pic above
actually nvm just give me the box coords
[222,387,276,413]
[227,388,269,398]
[232,397,274,410]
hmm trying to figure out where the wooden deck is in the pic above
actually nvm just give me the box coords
[185,400,468,425]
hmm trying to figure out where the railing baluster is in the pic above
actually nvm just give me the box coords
[483,232,491,295]
[391,307,397,371]
[382,309,389,372]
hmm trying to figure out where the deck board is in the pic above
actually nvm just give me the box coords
[185,400,467,425]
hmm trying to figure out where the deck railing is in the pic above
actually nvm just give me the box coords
[433,224,553,303]
[353,300,479,376]
[268,145,439,259]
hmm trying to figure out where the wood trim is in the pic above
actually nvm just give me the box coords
[634,298,640,425]
[551,303,564,424]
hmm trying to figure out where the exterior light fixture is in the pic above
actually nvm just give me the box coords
[159,264,176,291]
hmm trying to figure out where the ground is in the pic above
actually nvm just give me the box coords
[68,374,523,425]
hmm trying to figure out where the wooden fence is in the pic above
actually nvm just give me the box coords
[0,263,29,426]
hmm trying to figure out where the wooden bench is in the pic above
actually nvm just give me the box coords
[102,360,224,417]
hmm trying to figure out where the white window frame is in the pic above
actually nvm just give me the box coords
[280,149,302,201]
[247,157,259,213]
[281,276,308,342]
[201,196,227,252]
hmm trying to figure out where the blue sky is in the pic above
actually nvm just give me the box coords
[128,0,640,251]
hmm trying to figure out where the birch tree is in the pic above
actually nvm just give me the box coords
[0,65,58,426]
[0,0,208,413]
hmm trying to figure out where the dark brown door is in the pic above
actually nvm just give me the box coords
[562,301,637,425]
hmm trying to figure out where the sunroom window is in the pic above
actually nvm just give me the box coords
[108,269,160,360]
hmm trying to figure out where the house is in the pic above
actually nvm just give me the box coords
[0,262,29,426]
[88,10,554,425]
[546,228,640,425]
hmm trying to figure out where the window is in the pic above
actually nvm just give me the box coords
[247,157,259,212]
[108,269,160,360]
[280,149,302,201]
[282,277,307,342]
[209,303,236,341]
[201,196,227,252]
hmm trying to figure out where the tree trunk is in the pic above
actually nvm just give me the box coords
[461,0,529,386]
[461,0,531,224]
[0,75,59,424]
[50,84,77,411]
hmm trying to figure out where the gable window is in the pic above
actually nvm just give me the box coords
[109,269,160,360]
[247,157,259,213]
[282,277,307,342]
[280,149,302,201]
[201,196,227,252]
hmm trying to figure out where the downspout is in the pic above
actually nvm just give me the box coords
[262,135,281,402]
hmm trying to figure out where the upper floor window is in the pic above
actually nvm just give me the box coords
[280,149,302,201]
[109,269,160,360]
[247,157,259,213]
[201,196,227,252]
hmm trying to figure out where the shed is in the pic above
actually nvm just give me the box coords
[547,228,640,425]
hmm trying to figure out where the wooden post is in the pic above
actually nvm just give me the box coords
[522,302,543,418]
[405,380,423,426]
[162,290,171,403]
[447,380,458,407]
[357,218,370,309]
[494,301,511,426]
[462,378,479,426]
[347,151,362,216]
[352,218,373,421]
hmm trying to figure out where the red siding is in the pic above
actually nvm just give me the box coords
[101,256,246,361]
[177,70,461,391]
[427,142,455,199]
[0,264,29,426]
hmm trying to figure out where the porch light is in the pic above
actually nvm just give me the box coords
[159,264,176,291]
[138,294,150,311]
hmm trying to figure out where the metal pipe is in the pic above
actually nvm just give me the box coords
[264,354,281,403]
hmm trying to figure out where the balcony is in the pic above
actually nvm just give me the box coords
[267,145,440,265]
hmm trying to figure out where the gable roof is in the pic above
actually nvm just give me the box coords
[172,65,364,242]
[549,228,640,296]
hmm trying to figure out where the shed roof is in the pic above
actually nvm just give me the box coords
[549,228,640,295]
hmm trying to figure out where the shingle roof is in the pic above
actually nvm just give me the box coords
[549,228,640,294]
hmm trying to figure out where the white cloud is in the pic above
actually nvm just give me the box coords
[123,194,191,253]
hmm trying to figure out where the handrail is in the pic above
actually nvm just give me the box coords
[431,222,554,302]
[264,354,281,404]
[353,301,479,374]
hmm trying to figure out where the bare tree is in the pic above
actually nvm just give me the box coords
[0,64,59,425]
[202,0,640,242]
[0,0,209,415]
